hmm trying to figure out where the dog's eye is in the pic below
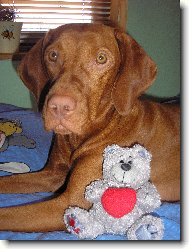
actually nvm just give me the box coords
[96,52,107,64]
[48,50,58,62]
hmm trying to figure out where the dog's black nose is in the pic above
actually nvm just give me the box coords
[121,163,131,171]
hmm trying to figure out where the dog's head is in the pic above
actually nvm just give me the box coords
[18,24,157,136]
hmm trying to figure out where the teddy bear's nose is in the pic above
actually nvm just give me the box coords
[121,163,132,171]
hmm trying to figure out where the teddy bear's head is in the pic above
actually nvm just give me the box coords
[102,144,152,189]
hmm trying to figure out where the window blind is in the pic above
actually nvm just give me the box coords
[1,0,111,50]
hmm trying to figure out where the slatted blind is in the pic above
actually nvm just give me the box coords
[0,0,111,50]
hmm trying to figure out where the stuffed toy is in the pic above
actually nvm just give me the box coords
[64,144,164,240]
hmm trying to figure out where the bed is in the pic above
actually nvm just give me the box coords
[0,103,180,240]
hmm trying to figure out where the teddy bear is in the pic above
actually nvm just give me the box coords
[64,144,164,240]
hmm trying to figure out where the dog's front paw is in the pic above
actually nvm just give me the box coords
[127,215,164,240]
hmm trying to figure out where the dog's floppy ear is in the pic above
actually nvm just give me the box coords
[18,37,49,101]
[112,29,157,115]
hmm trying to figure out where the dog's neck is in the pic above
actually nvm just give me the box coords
[68,102,142,163]
[66,105,116,147]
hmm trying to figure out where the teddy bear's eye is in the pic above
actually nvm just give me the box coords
[119,160,124,164]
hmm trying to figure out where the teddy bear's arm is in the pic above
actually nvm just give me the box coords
[85,179,107,202]
[137,182,161,213]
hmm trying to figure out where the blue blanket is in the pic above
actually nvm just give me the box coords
[0,103,180,240]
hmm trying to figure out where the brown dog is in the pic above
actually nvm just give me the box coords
[0,24,180,232]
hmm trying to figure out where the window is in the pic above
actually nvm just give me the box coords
[0,0,127,51]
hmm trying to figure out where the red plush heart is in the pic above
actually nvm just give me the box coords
[101,188,137,218]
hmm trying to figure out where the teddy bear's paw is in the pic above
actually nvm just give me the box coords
[64,208,85,238]
[64,207,104,239]
[127,215,164,240]
[85,180,105,202]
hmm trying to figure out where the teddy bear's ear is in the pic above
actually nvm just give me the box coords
[104,144,121,157]
[133,144,152,161]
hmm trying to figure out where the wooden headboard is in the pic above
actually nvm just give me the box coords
[110,0,128,31]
